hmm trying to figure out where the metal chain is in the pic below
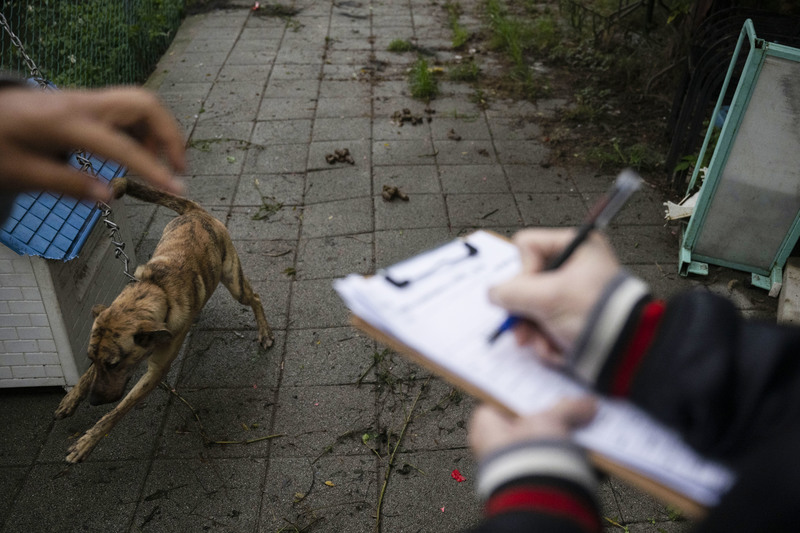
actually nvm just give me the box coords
[0,11,47,87]
[75,154,137,283]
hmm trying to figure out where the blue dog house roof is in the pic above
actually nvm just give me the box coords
[0,154,126,261]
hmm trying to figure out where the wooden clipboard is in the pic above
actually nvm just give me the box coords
[349,313,708,520]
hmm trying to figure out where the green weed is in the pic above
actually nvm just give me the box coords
[408,57,439,101]
[449,60,481,82]
[387,39,414,52]
[445,1,471,49]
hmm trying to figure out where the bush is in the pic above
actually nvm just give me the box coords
[0,0,184,88]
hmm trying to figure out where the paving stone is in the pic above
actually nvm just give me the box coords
[305,166,372,204]
[258,97,317,120]
[373,164,441,195]
[505,164,574,193]
[374,228,455,269]
[198,81,264,122]
[494,139,550,165]
[0,466,26,526]
[195,279,292,331]
[434,139,498,166]
[133,458,267,531]
[607,224,684,265]
[430,115,492,140]
[374,193,448,231]
[486,116,543,141]
[282,326,377,387]
[264,78,320,99]
[438,164,509,194]
[234,239,298,282]
[242,143,309,174]
[446,193,522,229]
[226,206,301,241]
[288,278,354,329]
[155,386,277,459]
[378,449,481,532]
[308,139,371,171]
[269,63,323,80]
[235,173,306,207]
[300,197,373,238]
[373,117,433,141]
[312,117,371,142]
[516,191,588,227]
[260,455,377,532]
[0,388,62,465]
[182,174,239,206]
[316,96,374,118]
[377,378,477,452]
[185,139,247,175]
[3,462,148,532]
[270,384,376,457]
[179,330,282,389]
[252,119,313,144]
[373,138,436,166]
[295,234,373,280]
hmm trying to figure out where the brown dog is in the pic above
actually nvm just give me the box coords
[54,177,273,463]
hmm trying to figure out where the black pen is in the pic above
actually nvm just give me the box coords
[487,169,643,343]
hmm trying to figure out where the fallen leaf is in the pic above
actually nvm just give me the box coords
[324,480,335,487]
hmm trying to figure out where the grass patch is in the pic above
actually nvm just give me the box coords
[408,57,439,101]
[387,39,414,52]
[445,1,471,49]
[449,60,480,82]
[484,0,547,99]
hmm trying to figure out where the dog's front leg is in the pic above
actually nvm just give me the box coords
[54,365,96,419]
[65,364,165,463]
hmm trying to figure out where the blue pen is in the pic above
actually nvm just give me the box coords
[487,169,642,344]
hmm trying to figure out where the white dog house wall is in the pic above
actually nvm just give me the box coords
[0,155,134,388]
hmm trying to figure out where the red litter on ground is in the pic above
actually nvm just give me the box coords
[451,469,466,482]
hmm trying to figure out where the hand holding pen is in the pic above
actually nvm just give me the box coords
[487,170,642,360]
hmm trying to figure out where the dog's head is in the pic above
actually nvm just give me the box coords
[87,302,173,405]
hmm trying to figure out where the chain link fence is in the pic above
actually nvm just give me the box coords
[0,1,185,88]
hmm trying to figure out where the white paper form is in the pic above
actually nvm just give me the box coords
[334,230,735,506]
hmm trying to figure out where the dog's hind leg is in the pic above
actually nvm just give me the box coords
[54,365,96,419]
[220,248,274,349]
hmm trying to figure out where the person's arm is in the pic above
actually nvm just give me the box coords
[490,228,800,462]
[0,82,186,204]
[467,400,602,533]
[573,284,800,462]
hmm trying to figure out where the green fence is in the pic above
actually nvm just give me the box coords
[0,1,185,88]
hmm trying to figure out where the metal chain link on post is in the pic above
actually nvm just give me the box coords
[75,154,137,283]
[0,11,48,88]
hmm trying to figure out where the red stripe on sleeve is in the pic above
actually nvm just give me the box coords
[486,485,600,532]
[610,300,666,397]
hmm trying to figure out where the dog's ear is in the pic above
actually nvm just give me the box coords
[133,322,173,348]
[92,304,108,318]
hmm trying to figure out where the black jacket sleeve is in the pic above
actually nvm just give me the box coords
[603,289,800,463]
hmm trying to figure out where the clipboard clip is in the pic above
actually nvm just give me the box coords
[382,241,478,288]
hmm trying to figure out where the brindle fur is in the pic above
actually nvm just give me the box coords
[54,177,273,463]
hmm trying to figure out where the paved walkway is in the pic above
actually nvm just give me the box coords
[0,1,777,532]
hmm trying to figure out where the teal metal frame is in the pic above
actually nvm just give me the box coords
[679,19,800,294]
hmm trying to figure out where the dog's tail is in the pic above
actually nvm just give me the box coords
[111,177,201,215]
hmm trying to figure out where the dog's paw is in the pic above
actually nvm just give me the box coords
[258,329,274,349]
[54,398,79,419]
[66,433,98,464]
